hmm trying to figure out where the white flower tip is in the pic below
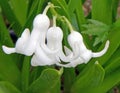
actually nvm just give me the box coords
[21,28,30,38]
[31,56,38,66]
[106,40,110,48]
[2,45,16,54]
[64,46,72,55]
[92,40,110,57]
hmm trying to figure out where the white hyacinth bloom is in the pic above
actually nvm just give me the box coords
[2,3,51,56]
[57,31,110,67]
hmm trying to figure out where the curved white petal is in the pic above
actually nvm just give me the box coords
[57,57,84,68]
[33,44,57,66]
[64,46,72,55]
[15,29,30,54]
[2,46,16,54]
[21,28,30,39]
[41,43,59,54]
[92,40,110,57]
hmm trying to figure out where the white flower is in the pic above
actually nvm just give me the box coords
[2,3,51,56]
[57,31,110,67]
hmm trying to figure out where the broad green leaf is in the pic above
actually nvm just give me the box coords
[0,46,21,88]
[68,0,86,30]
[104,46,120,74]
[27,68,63,93]
[105,57,120,75]
[0,8,21,88]
[29,66,48,85]
[71,62,105,93]
[0,0,22,36]
[9,0,28,25]
[92,0,113,25]
[94,68,120,93]
[0,81,21,93]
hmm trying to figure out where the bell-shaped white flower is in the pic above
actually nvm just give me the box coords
[57,31,110,67]
[41,16,80,62]
[2,3,51,56]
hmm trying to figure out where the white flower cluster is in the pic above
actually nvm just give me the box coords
[2,3,110,67]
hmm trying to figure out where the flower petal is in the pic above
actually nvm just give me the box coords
[41,43,59,54]
[92,40,110,57]
[2,46,16,54]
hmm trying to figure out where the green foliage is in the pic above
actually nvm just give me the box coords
[82,19,110,46]
[0,0,120,93]
[27,68,63,93]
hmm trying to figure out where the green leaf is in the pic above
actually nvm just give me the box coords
[67,0,86,30]
[0,0,22,36]
[94,68,120,93]
[27,68,63,93]
[105,57,120,75]
[71,62,105,93]
[0,45,21,88]
[97,19,120,65]
[92,0,113,25]
[112,0,120,21]
[63,68,76,93]
[82,19,110,46]
[0,13,13,46]
[0,81,21,93]
[9,0,28,25]
[51,0,70,19]
[21,56,30,93]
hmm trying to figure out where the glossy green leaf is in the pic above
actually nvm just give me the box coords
[0,81,21,93]
[105,57,120,75]
[0,45,21,88]
[92,0,113,25]
[0,6,21,88]
[67,0,86,30]
[0,0,22,36]
[27,68,63,93]
[9,0,28,25]
[94,68,120,93]
[71,62,105,93]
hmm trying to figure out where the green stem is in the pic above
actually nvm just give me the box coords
[62,16,74,32]
[43,2,54,14]
[53,16,57,27]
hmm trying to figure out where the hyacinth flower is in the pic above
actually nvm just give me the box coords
[31,16,79,66]
[2,3,52,56]
[31,17,60,66]
[41,16,80,62]
[57,16,110,67]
